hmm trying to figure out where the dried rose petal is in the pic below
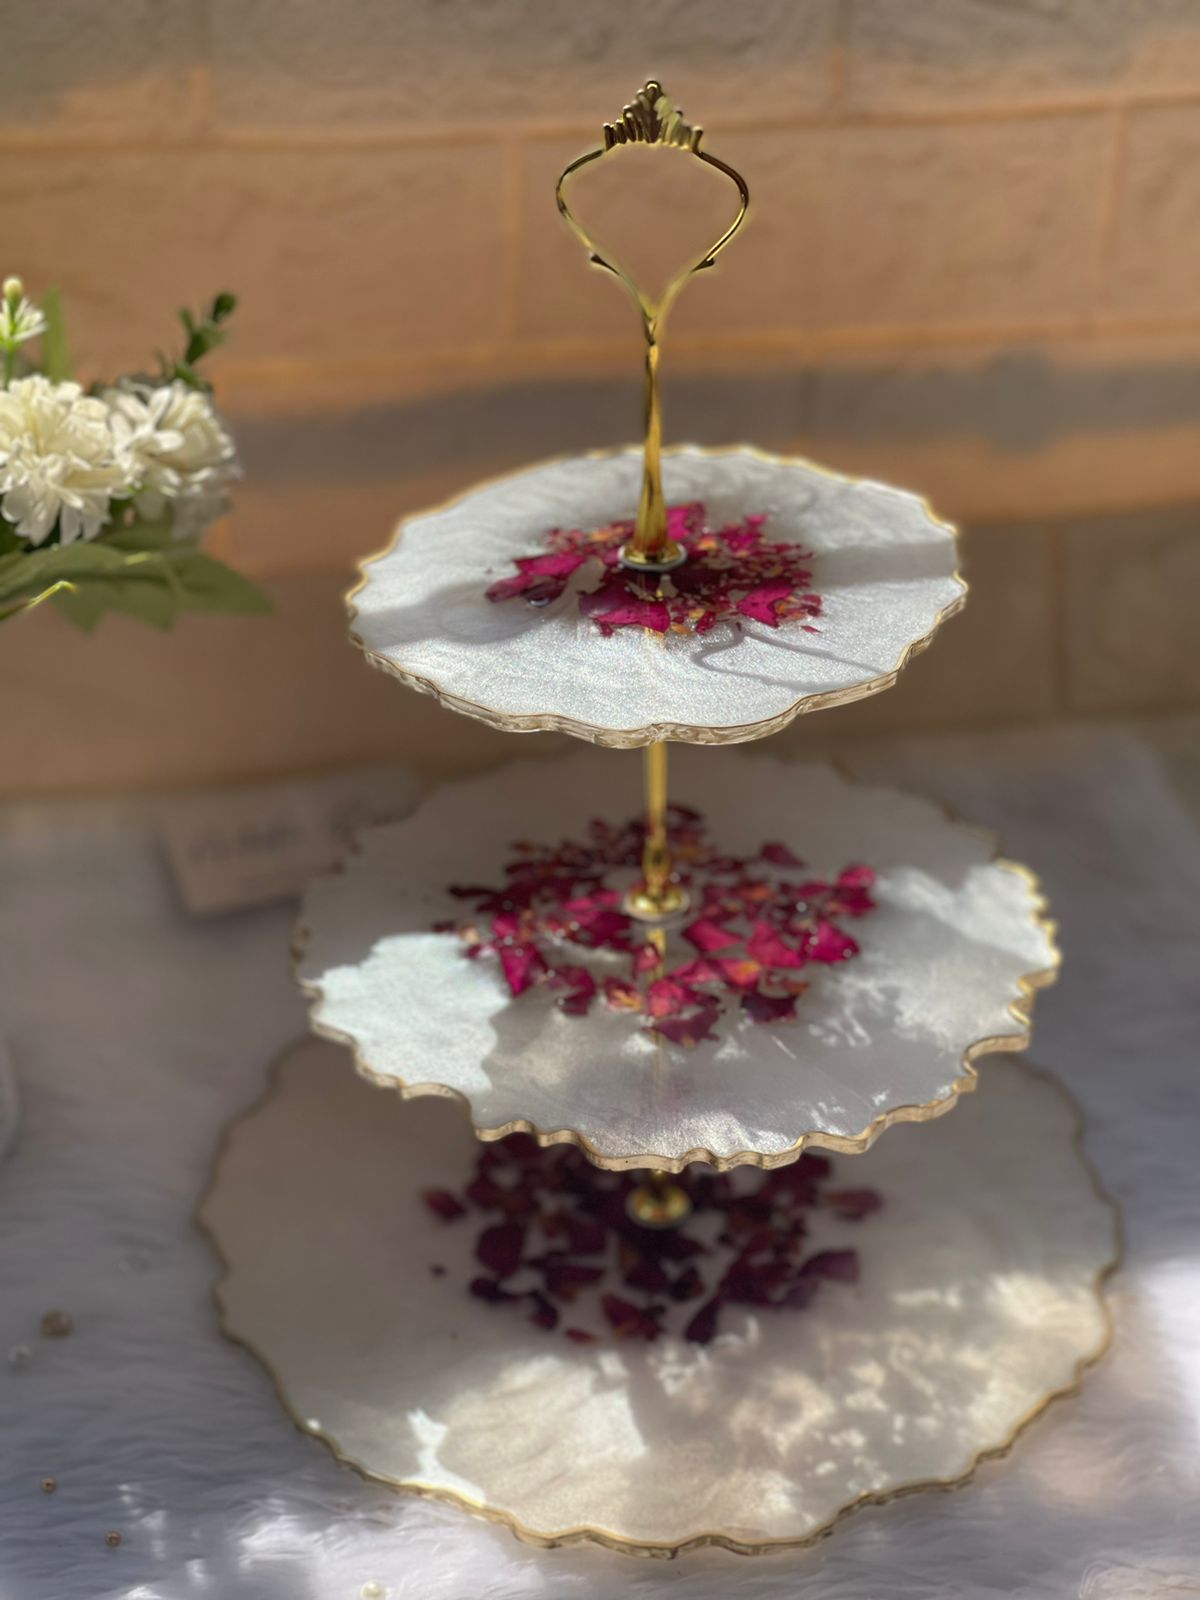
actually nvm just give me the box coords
[683,918,742,954]
[683,1297,723,1345]
[761,841,804,867]
[579,578,671,637]
[430,1130,878,1346]
[824,1188,884,1220]
[476,1222,525,1278]
[746,921,807,970]
[668,1264,705,1302]
[470,1276,518,1304]
[624,1256,670,1294]
[809,920,859,963]
[633,942,661,975]
[422,1188,467,1221]
[779,1279,817,1310]
[740,990,797,1025]
[498,943,546,996]
[603,977,643,1012]
[715,957,762,990]
[800,1249,860,1282]
[445,806,874,1049]
[540,1258,606,1301]
[602,1293,663,1341]
[735,577,796,627]
[529,1291,560,1330]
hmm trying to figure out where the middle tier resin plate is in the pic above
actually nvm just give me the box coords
[297,752,1058,1171]
[348,446,964,748]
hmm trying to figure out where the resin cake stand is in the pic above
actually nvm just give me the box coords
[200,76,1111,1560]
[348,445,964,748]
[200,1041,1117,1555]
[296,751,1059,1170]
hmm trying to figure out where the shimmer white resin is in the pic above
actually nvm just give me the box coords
[348,447,964,747]
[296,752,1057,1169]
[200,1041,1114,1554]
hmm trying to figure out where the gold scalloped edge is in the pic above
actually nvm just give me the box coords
[291,786,1060,1174]
[195,1051,1118,1560]
[344,443,967,750]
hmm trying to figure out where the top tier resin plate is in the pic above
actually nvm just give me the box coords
[296,751,1057,1171]
[349,446,964,748]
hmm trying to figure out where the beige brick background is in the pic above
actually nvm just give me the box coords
[2,0,1199,795]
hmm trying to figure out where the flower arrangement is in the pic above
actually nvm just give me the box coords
[0,275,267,629]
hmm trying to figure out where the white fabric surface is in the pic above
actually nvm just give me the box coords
[1,728,1198,1600]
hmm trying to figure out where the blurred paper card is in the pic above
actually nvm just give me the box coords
[158,765,422,915]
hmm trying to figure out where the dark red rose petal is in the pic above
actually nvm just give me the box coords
[470,1276,518,1304]
[422,1188,467,1221]
[800,1249,860,1282]
[741,990,798,1025]
[529,1291,559,1331]
[562,1212,607,1255]
[668,1264,705,1302]
[601,1294,663,1341]
[684,1297,723,1344]
[624,1256,670,1294]
[780,1279,818,1310]
[541,1258,606,1301]
[498,942,547,996]
[761,841,804,867]
[683,917,741,954]
[810,920,859,963]
[746,920,807,970]
[476,1222,525,1278]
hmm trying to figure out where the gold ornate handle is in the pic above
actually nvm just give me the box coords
[556,81,749,569]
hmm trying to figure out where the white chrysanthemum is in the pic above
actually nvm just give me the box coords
[105,380,238,536]
[0,376,134,545]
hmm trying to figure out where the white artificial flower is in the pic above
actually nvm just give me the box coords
[0,375,134,545]
[104,379,238,536]
[0,276,46,351]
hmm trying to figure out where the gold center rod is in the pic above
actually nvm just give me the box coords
[642,739,670,906]
[634,327,667,559]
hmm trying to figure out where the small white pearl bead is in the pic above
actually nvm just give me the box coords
[361,1584,386,1599]
[8,1343,31,1368]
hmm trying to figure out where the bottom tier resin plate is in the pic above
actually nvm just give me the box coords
[199,1040,1116,1556]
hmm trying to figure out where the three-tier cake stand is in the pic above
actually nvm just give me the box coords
[199,82,1117,1557]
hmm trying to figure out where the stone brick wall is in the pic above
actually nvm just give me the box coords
[3,1,1199,793]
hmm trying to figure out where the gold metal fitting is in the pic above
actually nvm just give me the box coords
[624,881,689,921]
[627,1170,693,1229]
[556,80,749,564]
[618,540,687,575]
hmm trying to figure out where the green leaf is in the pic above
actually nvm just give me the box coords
[170,549,272,615]
[0,531,269,631]
[0,521,22,557]
[105,516,176,553]
[0,540,129,606]
[52,574,178,631]
[39,287,72,381]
